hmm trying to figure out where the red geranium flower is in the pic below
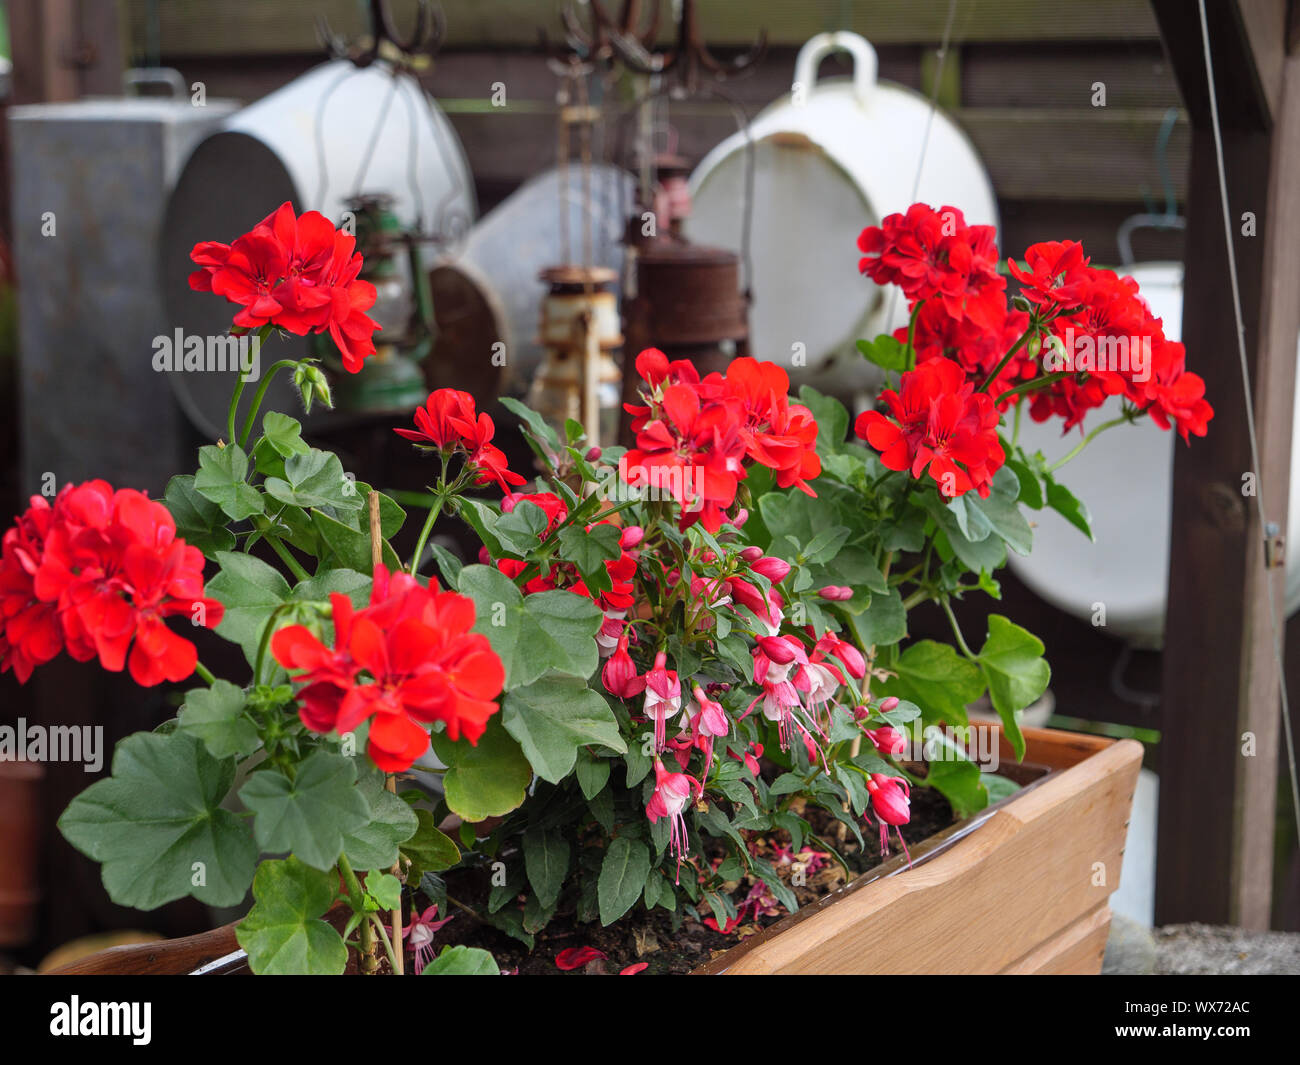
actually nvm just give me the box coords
[189,201,380,372]
[395,388,525,492]
[1008,240,1092,311]
[855,357,1004,498]
[0,482,223,686]
[272,565,505,771]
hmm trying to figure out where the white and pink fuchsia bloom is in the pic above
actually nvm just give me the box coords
[643,650,682,752]
[646,757,703,882]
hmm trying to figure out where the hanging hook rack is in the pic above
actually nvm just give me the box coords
[316,0,446,70]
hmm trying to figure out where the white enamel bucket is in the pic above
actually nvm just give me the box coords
[685,32,998,396]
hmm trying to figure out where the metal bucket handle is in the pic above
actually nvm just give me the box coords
[792,32,877,108]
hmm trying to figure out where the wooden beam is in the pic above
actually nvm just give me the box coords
[118,0,1163,57]
[1153,0,1294,928]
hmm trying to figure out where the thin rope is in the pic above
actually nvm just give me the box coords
[1196,0,1300,861]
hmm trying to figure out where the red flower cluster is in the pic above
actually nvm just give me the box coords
[189,201,380,372]
[623,350,821,532]
[395,388,525,492]
[492,491,639,613]
[0,482,223,686]
[858,203,1006,332]
[271,564,505,771]
[858,207,1214,443]
[1014,245,1214,439]
[855,358,1004,498]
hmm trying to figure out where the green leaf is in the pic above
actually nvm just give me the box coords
[965,467,1033,556]
[852,586,907,647]
[924,495,1006,574]
[493,500,551,556]
[205,551,292,665]
[977,615,1050,762]
[1004,457,1044,509]
[457,565,602,689]
[265,448,365,513]
[523,826,570,908]
[291,568,371,610]
[575,747,611,799]
[58,730,256,910]
[984,772,1021,804]
[797,385,849,455]
[430,717,533,822]
[177,679,258,759]
[598,837,651,926]
[429,543,463,588]
[879,640,986,726]
[1044,475,1094,540]
[857,334,909,372]
[502,674,627,783]
[456,498,506,558]
[238,751,371,871]
[401,809,461,875]
[342,771,419,870]
[422,944,500,975]
[235,857,347,975]
[923,743,988,818]
[556,523,622,595]
[164,474,236,555]
[311,507,401,573]
[194,443,264,521]
[364,870,403,910]
[260,411,311,458]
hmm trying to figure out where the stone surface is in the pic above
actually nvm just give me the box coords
[1103,912,1157,974]
[1154,923,1300,975]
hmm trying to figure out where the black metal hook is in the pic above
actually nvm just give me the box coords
[317,0,446,69]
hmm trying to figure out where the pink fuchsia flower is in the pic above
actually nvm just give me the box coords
[687,684,730,771]
[402,904,454,975]
[745,636,826,762]
[643,651,682,752]
[555,946,607,971]
[817,585,853,601]
[596,612,625,657]
[646,758,703,882]
[750,555,792,583]
[620,962,649,975]
[728,577,783,630]
[742,741,763,777]
[866,773,912,864]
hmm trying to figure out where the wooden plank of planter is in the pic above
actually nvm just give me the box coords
[1152,0,1295,930]
[706,729,1142,975]
[118,0,1162,57]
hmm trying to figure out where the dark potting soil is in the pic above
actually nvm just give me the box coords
[428,784,957,975]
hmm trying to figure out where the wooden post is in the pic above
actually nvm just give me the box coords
[1153,0,1299,928]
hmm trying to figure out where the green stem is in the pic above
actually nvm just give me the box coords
[905,299,924,371]
[979,321,1038,393]
[941,597,977,660]
[1012,397,1024,448]
[226,376,246,447]
[254,521,311,582]
[193,661,216,685]
[238,359,299,449]
[367,914,399,974]
[1044,415,1129,473]
[408,492,447,576]
[995,370,1069,406]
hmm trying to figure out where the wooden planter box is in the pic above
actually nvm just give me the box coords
[694,725,1143,975]
[48,726,1141,976]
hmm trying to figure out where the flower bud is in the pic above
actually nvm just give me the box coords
[732,508,749,528]
[878,696,899,713]
[751,556,791,583]
[585,446,602,462]
[619,525,644,549]
[739,546,764,562]
[293,359,333,414]
[817,585,852,601]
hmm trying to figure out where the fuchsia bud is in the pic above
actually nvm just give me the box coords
[853,705,870,721]
[756,634,799,664]
[601,636,645,699]
[817,585,853,601]
[585,446,602,462]
[750,556,792,583]
[478,546,492,565]
[878,696,900,713]
[739,545,764,562]
[619,525,644,549]
[732,508,749,528]
[700,550,717,563]
[867,773,911,826]
[866,726,907,757]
